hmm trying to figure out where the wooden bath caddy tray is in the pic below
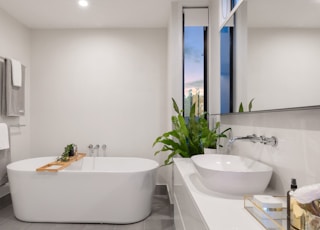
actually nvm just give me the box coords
[36,153,86,172]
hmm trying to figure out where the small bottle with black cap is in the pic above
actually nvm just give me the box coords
[287,178,298,230]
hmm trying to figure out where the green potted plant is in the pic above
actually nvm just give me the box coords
[153,98,231,165]
[201,121,231,154]
[57,144,75,162]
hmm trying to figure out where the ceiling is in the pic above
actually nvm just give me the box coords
[4,0,320,30]
[0,0,173,29]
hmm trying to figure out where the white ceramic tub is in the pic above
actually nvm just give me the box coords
[7,156,159,224]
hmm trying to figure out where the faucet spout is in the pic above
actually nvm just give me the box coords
[229,134,277,147]
[229,134,261,144]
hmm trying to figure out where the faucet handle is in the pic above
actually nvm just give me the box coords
[88,144,94,156]
[261,136,278,147]
[94,144,100,157]
[101,144,107,156]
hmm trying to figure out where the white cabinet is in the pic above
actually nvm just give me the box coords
[173,162,208,230]
[172,158,265,230]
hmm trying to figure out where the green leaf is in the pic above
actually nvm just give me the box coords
[172,98,180,114]
[248,98,255,112]
[178,114,188,136]
[152,130,173,146]
[160,139,181,150]
[220,127,231,135]
[238,102,244,112]
[164,151,179,165]
[152,98,231,165]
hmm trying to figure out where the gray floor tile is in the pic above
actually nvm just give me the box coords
[0,205,14,224]
[149,206,174,220]
[150,196,174,220]
[154,185,168,195]
[26,222,57,230]
[52,223,86,230]
[152,195,171,208]
[114,221,145,230]
[0,218,32,230]
[145,219,175,230]
[84,223,116,230]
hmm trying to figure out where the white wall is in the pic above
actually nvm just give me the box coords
[167,2,183,111]
[0,8,31,162]
[209,0,221,115]
[163,1,184,195]
[30,29,168,182]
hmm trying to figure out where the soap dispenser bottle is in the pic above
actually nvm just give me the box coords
[287,178,298,230]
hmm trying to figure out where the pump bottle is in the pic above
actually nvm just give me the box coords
[287,178,298,230]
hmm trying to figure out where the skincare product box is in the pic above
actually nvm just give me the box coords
[244,195,287,229]
[253,195,284,219]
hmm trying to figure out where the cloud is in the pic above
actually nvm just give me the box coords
[185,80,204,88]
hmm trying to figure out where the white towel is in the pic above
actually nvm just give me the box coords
[293,183,320,204]
[2,59,25,116]
[11,58,22,87]
[0,123,9,150]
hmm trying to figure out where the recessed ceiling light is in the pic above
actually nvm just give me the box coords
[78,0,89,8]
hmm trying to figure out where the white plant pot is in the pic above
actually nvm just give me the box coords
[204,148,218,154]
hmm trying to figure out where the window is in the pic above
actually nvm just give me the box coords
[183,8,208,117]
[220,26,233,114]
[220,0,236,114]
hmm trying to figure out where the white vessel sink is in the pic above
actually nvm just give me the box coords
[191,154,272,195]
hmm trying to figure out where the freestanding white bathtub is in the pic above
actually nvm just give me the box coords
[7,156,159,224]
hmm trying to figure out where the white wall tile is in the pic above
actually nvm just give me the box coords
[221,108,320,194]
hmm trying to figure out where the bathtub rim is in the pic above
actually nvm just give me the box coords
[7,156,160,173]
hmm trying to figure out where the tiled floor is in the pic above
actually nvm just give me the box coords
[0,186,175,230]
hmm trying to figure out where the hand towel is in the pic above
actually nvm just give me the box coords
[293,183,320,204]
[0,123,9,150]
[1,59,25,116]
[11,58,22,87]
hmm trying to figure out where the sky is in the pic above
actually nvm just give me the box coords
[184,26,204,96]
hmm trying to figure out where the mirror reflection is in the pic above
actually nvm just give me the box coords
[221,0,320,113]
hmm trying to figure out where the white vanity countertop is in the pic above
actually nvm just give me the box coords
[174,158,265,230]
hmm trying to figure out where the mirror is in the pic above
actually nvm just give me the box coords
[220,0,320,113]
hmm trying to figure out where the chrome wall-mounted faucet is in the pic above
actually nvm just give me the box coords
[229,134,277,147]
[101,144,107,156]
[94,144,100,157]
[88,144,107,157]
[88,144,94,156]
